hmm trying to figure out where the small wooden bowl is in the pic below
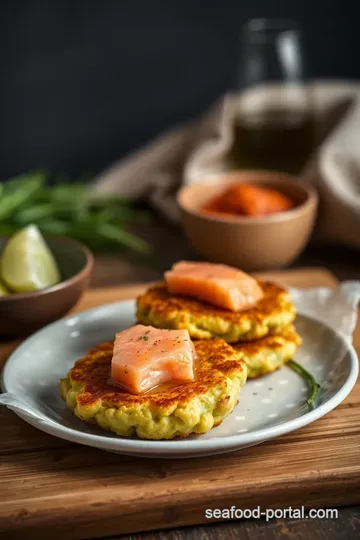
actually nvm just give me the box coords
[178,170,318,271]
[0,235,93,338]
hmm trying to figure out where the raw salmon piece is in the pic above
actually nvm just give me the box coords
[165,261,264,312]
[111,324,196,393]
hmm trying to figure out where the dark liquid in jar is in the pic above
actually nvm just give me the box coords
[229,108,315,175]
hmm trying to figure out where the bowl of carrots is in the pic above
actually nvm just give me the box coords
[177,170,318,271]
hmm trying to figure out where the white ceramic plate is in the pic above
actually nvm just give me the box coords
[1,300,358,458]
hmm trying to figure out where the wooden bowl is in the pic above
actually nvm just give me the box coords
[0,235,93,338]
[178,171,318,271]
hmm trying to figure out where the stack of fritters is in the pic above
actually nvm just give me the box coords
[136,280,301,378]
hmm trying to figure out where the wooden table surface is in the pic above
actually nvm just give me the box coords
[85,225,360,540]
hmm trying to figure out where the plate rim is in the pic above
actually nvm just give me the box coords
[2,300,359,456]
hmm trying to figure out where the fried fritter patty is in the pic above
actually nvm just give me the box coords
[136,281,295,343]
[233,324,302,378]
[60,339,247,440]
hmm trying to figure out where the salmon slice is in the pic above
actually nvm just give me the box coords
[111,324,196,393]
[165,261,264,312]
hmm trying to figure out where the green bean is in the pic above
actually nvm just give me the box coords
[98,223,151,253]
[0,171,151,253]
[14,203,55,224]
[0,173,44,219]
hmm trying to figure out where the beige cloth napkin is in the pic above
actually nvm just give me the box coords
[93,81,360,248]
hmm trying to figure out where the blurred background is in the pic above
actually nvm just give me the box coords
[1,0,360,293]
[1,0,358,179]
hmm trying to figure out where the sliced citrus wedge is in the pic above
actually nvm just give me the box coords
[0,225,61,292]
[0,279,10,296]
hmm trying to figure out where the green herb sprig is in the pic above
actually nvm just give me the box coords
[288,359,321,408]
[0,171,151,253]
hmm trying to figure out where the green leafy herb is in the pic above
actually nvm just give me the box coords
[288,359,321,408]
[0,172,44,220]
[0,171,151,254]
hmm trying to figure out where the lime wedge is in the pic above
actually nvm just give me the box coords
[0,225,61,292]
[0,279,10,296]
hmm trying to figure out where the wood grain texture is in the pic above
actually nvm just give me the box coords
[1,267,359,540]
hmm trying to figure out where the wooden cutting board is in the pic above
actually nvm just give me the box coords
[1,268,360,540]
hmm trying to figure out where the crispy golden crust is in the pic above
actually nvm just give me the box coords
[64,339,244,408]
[60,339,247,439]
[232,324,302,378]
[136,281,296,342]
[234,324,302,355]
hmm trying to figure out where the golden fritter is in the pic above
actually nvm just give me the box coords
[136,281,295,343]
[60,339,247,440]
[233,324,302,378]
